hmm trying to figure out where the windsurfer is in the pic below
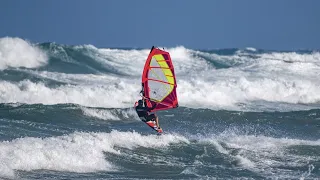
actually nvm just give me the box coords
[134,97,162,131]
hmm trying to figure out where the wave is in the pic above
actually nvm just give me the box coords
[0,129,318,179]
[205,132,320,179]
[0,37,48,70]
[1,37,320,111]
[0,130,187,178]
[81,107,138,121]
[0,79,139,108]
[0,101,318,179]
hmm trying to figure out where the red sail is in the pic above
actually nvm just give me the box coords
[141,46,178,112]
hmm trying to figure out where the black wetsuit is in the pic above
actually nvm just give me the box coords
[135,100,157,122]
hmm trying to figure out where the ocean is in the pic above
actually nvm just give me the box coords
[0,37,319,179]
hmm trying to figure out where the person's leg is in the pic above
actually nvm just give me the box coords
[155,116,160,128]
[146,114,154,122]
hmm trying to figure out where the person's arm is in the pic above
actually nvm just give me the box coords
[148,102,157,111]
[142,97,157,111]
[143,98,148,107]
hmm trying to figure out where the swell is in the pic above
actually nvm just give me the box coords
[2,37,320,112]
[0,117,319,179]
[0,102,319,179]
[1,103,319,140]
[39,42,320,73]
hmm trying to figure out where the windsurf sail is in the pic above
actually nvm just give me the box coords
[141,46,178,112]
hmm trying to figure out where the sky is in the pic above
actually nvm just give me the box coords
[1,0,319,50]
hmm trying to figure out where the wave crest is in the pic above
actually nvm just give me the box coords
[0,37,48,70]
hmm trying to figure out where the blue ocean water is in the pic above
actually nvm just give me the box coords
[0,37,319,179]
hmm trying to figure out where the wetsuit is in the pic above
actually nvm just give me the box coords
[135,100,157,122]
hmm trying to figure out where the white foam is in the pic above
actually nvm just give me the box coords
[245,47,257,52]
[260,52,320,64]
[205,132,320,177]
[76,45,210,76]
[0,80,141,108]
[2,45,320,111]
[0,130,188,178]
[177,76,320,110]
[19,69,121,85]
[300,164,315,180]
[0,37,48,70]
[81,107,138,121]
[180,167,200,177]
[210,140,229,155]
[166,46,211,75]
[176,50,320,110]
[234,154,255,168]
[74,45,149,75]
